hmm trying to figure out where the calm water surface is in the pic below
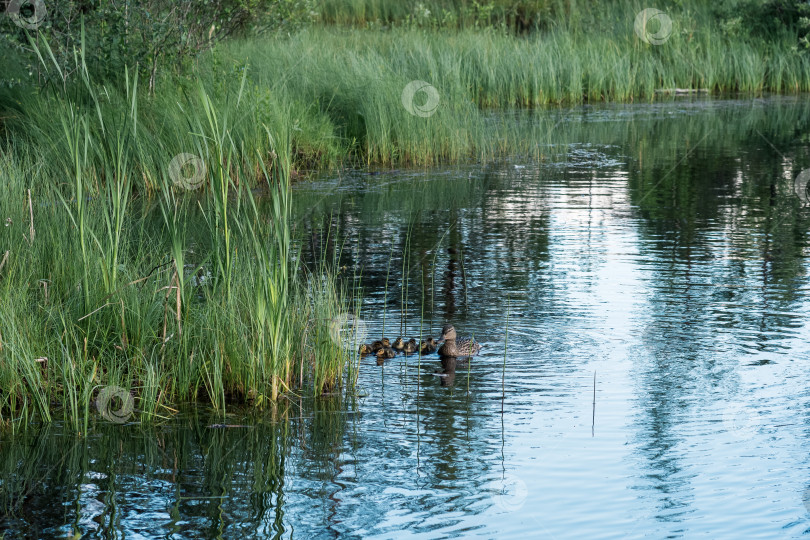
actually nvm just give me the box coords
[3,96,810,539]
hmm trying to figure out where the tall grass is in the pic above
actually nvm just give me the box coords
[6,9,809,173]
[0,40,359,429]
[1,0,809,428]
[210,19,810,168]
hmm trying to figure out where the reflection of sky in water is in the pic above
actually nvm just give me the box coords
[3,97,810,539]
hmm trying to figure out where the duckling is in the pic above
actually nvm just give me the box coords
[358,344,373,355]
[376,346,396,359]
[392,337,405,351]
[370,338,391,352]
[420,337,438,354]
[437,324,482,357]
[403,338,418,354]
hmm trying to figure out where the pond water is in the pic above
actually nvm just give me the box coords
[3,96,810,539]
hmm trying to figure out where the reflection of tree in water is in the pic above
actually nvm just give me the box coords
[289,98,810,533]
[0,404,355,538]
[294,164,551,341]
[627,99,810,529]
[442,245,460,322]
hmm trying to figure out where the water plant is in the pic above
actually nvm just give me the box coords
[0,39,359,429]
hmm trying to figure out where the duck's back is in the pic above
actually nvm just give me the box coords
[439,337,481,357]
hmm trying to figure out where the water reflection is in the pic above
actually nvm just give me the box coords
[3,96,810,538]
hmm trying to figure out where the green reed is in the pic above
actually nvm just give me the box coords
[0,43,359,429]
[211,15,809,169]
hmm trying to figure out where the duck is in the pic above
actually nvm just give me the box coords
[376,346,396,359]
[403,338,418,354]
[420,337,438,354]
[358,344,373,355]
[392,337,405,351]
[437,324,482,357]
[369,338,391,352]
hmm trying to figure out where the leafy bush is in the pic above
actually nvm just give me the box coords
[0,0,315,89]
[317,0,560,33]
[713,0,810,49]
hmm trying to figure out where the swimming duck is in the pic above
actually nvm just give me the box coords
[403,338,418,354]
[420,338,438,354]
[370,338,391,352]
[358,344,373,355]
[437,324,482,357]
[376,346,396,359]
[392,337,405,351]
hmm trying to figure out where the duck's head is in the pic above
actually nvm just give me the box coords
[439,324,456,341]
[393,337,405,347]
[381,338,391,347]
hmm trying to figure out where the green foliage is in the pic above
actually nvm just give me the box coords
[713,0,810,48]
[2,0,810,427]
[0,47,359,427]
[0,0,317,89]
[317,0,561,32]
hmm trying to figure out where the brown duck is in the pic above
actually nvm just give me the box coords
[370,338,391,352]
[403,338,418,354]
[437,324,482,357]
[420,338,438,354]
